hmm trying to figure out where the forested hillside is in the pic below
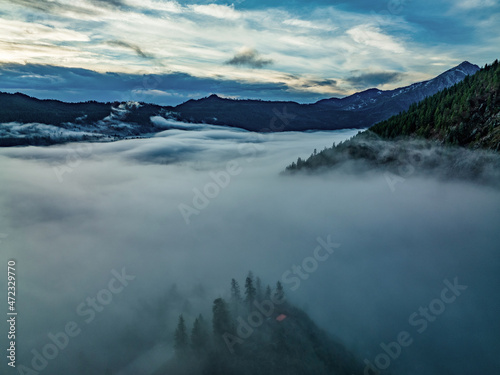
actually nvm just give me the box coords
[286,60,500,179]
[156,273,363,375]
[370,60,499,150]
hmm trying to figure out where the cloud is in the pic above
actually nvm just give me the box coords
[346,25,405,53]
[7,0,97,15]
[454,0,496,9]
[2,0,498,103]
[345,71,404,88]
[89,0,125,8]
[106,40,153,59]
[226,48,273,69]
[0,63,319,105]
[189,4,241,20]
[282,18,335,31]
[293,135,500,186]
[299,78,338,88]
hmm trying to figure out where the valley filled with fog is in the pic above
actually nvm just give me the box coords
[0,124,499,375]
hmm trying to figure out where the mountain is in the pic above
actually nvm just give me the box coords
[284,60,500,184]
[370,60,499,149]
[0,94,168,146]
[173,62,479,132]
[0,62,479,146]
[316,61,479,114]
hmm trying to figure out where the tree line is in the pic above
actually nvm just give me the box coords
[163,272,363,375]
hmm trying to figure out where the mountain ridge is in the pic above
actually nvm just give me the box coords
[285,59,500,181]
[174,61,479,131]
[0,61,480,146]
[316,61,479,109]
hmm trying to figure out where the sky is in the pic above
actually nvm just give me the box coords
[0,0,499,104]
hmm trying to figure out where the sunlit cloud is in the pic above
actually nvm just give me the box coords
[0,19,90,42]
[282,18,336,31]
[346,26,405,54]
[188,3,241,20]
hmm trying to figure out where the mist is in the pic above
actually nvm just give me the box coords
[0,125,499,375]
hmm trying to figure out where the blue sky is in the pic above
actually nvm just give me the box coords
[0,0,498,105]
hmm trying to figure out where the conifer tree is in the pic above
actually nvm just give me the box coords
[265,285,272,300]
[174,314,189,355]
[230,278,242,302]
[230,278,242,317]
[191,314,210,355]
[244,271,256,307]
[212,298,232,338]
[274,281,285,303]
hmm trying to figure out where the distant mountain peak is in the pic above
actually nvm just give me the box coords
[316,61,480,113]
[457,61,477,69]
[442,61,479,76]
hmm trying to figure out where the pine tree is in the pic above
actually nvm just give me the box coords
[296,157,304,168]
[230,278,242,318]
[265,285,272,300]
[274,281,285,303]
[212,298,232,338]
[191,314,210,355]
[244,272,256,307]
[230,278,242,302]
[174,315,189,355]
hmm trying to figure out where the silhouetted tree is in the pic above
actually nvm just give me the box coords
[212,298,232,340]
[230,278,242,302]
[174,315,189,355]
[244,271,256,307]
[274,281,285,303]
[191,314,210,355]
[265,285,272,300]
[230,278,242,317]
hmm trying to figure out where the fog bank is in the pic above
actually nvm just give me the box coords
[0,126,499,375]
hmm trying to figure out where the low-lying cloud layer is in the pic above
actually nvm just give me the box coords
[287,135,500,188]
[0,126,499,375]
